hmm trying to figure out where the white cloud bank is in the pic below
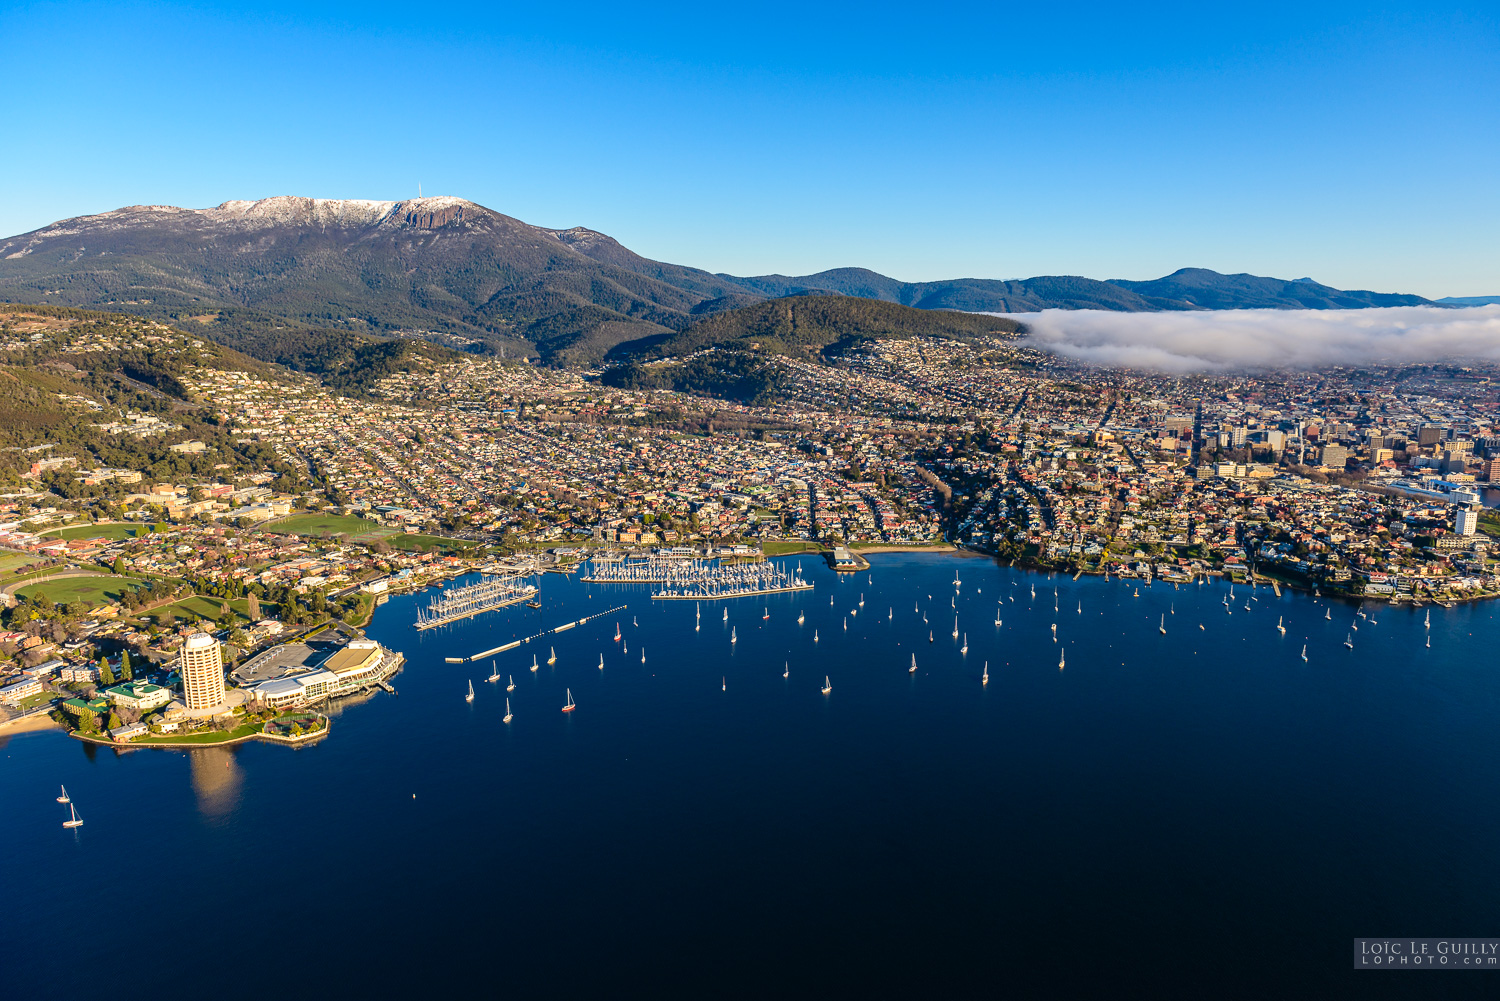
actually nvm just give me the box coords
[995,305,1500,374]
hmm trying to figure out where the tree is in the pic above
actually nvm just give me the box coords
[112,557,126,575]
[106,711,122,730]
[98,657,115,686]
[247,592,260,620]
[119,649,132,681]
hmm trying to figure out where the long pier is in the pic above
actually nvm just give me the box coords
[652,582,813,600]
[445,605,629,664]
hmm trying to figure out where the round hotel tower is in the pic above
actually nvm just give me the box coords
[179,633,225,710]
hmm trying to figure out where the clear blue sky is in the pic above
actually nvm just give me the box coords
[3,1,1496,296]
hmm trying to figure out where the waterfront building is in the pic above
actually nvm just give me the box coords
[103,681,173,712]
[179,633,226,711]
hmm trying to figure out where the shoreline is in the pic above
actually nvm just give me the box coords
[0,714,63,736]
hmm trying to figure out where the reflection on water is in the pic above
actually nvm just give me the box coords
[187,746,243,818]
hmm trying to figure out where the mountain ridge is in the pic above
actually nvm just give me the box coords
[0,196,1448,367]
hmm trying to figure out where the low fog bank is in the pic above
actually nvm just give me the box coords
[992,305,1500,373]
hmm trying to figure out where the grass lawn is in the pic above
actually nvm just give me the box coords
[762,540,826,556]
[17,575,141,606]
[129,721,264,744]
[261,513,385,538]
[0,553,40,575]
[150,596,275,625]
[383,533,472,553]
[42,523,140,541]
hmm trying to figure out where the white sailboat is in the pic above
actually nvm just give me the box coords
[547,646,556,666]
[829,595,834,606]
[1426,635,1431,649]
[623,639,627,654]
[763,607,770,620]
[503,698,513,723]
[62,803,83,828]
[56,785,69,804]
[722,677,726,691]
[1058,648,1065,670]
[466,680,475,703]
[909,653,918,674]
[814,629,819,643]
[952,616,960,639]
[1325,608,1331,620]
[488,660,502,683]
[1425,610,1431,630]
[982,661,989,685]
[641,647,646,663]
[507,675,516,692]
[731,626,737,644]
[1277,616,1285,636]
[598,653,605,670]
[859,594,865,607]
[798,610,805,625]
[1301,644,1308,662]
[1078,601,1082,615]
[724,607,729,621]
[1158,614,1166,635]
[562,688,576,713]
[783,661,789,678]
[1344,633,1354,649]
[633,615,639,627]
[821,675,832,694]
[960,633,968,655]
[888,607,893,620]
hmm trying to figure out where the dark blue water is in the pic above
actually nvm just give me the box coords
[5,554,1500,999]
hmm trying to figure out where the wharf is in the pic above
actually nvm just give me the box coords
[415,589,534,630]
[448,604,629,664]
[652,582,814,600]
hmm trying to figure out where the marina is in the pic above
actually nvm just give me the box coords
[414,574,539,630]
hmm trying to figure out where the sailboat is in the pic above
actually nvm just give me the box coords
[1301,644,1307,662]
[731,627,737,644]
[1078,601,1082,615]
[850,608,857,617]
[859,594,865,607]
[960,633,968,655]
[507,675,516,692]
[982,661,989,685]
[503,699,513,724]
[466,680,475,703]
[843,617,848,631]
[888,607,893,620]
[56,785,69,804]
[722,677,727,691]
[909,653,918,674]
[797,610,805,625]
[488,660,502,683]
[1030,584,1036,599]
[623,639,627,654]
[814,629,819,643]
[633,615,639,627]
[1158,614,1166,635]
[1344,633,1354,649]
[952,616,960,639]
[1426,635,1431,649]
[1425,610,1431,630]
[1051,622,1057,641]
[62,803,83,828]
[1277,616,1285,636]
[1325,607,1331,620]
[829,595,834,606]
[1169,603,1174,615]
[562,688,576,712]
[929,630,934,643]
[641,647,646,663]
[783,662,789,678]
[995,605,1003,626]
[547,647,556,666]
[821,676,832,694]
[724,607,729,621]
[614,623,622,641]
[1058,648,1066,670]
[598,653,605,670]
[763,607,770,620]
[1133,588,1140,598]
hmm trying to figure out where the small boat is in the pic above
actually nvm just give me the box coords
[598,653,605,670]
[724,608,729,621]
[723,677,727,691]
[850,609,857,617]
[623,640,627,654]
[783,661,789,678]
[1351,621,1358,632]
[1344,633,1354,650]
[814,629,819,643]
[821,676,832,695]
[614,623,622,641]
[1133,588,1140,598]
[1325,608,1331,620]
[1158,615,1166,635]
[1301,644,1307,662]
[763,607,770,620]
[929,630,934,643]
[63,803,83,828]
[1051,622,1057,640]
[731,627,737,644]
[982,661,989,685]
[859,594,865,607]
[909,653,918,674]
[888,607,893,620]
[1277,617,1285,636]
[633,616,639,627]
[488,660,502,683]
[829,596,834,606]
[952,616,959,639]
[1169,603,1174,615]
[503,698,513,723]
[466,680,475,703]
[507,675,516,692]
[960,633,968,655]
[1244,603,1251,612]
[526,599,541,609]
[1030,585,1036,599]
[1058,649,1065,670]
[547,647,556,666]
[640,647,646,663]
[1425,610,1431,630]
[798,611,805,625]
[56,785,69,804]
[1199,624,1204,631]
[1426,636,1430,649]
[562,688,576,713]
[1078,601,1082,615]
[843,617,848,631]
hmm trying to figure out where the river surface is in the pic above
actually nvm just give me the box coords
[4,553,1499,999]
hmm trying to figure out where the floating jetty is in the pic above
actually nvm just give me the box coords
[446,605,629,663]
[415,575,538,630]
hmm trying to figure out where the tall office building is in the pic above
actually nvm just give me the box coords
[1456,506,1479,537]
[1320,444,1349,469]
[179,633,225,710]
[1418,425,1446,449]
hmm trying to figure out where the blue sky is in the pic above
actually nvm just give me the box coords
[3,2,1496,296]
